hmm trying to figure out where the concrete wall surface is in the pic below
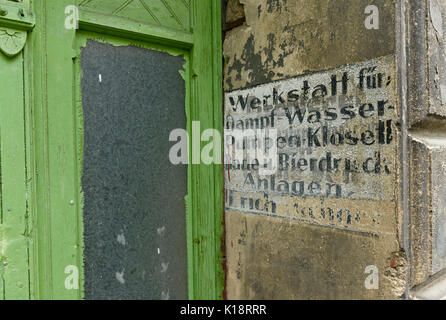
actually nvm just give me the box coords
[223,0,446,299]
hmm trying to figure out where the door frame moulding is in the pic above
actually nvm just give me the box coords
[29,0,224,300]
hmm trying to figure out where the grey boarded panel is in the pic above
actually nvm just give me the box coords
[80,40,187,300]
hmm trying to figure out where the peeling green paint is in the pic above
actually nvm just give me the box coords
[23,0,223,300]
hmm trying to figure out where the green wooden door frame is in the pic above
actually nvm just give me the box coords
[0,0,35,300]
[1,0,225,300]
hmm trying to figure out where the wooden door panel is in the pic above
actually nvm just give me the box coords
[0,0,223,300]
[77,0,191,32]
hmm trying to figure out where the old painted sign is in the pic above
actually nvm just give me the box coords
[224,55,397,236]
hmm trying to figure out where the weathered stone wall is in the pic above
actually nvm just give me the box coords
[224,0,395,91]
[223,0,446,299]
[406,0,446,288]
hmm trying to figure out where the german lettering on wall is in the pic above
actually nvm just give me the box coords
[224,55,397,236]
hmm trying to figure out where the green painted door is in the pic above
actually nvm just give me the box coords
[0,0,223,300]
